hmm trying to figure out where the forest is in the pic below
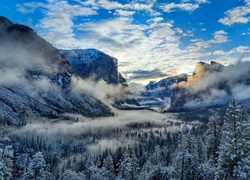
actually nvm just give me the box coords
[0,99,249,180]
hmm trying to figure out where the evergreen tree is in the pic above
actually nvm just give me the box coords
[173,132,198,180]
[102,154,115,180]
[216,99,250,179]
[61,169,85,180]
[117,151,132,180]
[84,153,102,180]
[0,155,11,180]
[27,152,53,179]
[205,112,222,164]
[130,150,140,180]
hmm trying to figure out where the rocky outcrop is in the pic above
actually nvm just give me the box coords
[0,17,118,125]
[136,74,187,109]
[60,49,141,109]
[169,61,250,111]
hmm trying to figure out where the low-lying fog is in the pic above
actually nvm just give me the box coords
[14,109,201,154]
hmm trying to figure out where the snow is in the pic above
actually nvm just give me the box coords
[59,49,103,66]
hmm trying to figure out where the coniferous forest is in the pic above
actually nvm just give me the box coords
[1,99,249,180]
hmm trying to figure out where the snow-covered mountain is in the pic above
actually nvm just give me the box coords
[59,49,141,109]
[132,74,187,110]
[134,61,250,112]
[0,16,139,125]
[59,49,119,84]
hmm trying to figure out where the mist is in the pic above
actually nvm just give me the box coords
[12,109,195,154]
[71,76,125,107]
[176,60,250,108]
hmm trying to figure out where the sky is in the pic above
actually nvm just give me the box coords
[1,0,250,84]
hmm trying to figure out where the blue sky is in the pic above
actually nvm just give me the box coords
[1,0,250,84]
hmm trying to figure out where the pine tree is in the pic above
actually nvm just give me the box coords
[216,99,250,179]
[205,112,222,164]
[61,169,85,180]
[102,154,115,180]
[84,153,102,180]
[0,155,11,180]
[173,132,199,180]
[117,151,132,180]
[130,150,140,180]
[27,151,53,179]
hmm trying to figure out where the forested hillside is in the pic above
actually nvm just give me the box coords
[1,99,249,179]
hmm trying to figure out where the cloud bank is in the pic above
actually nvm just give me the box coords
[15,0,250,84]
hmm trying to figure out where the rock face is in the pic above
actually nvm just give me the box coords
[137,60,250,112]
[59,49,141,109]
[169,61,250,111]
[136,74,187,109]
[59,49,119,84]
[1,17,142,125]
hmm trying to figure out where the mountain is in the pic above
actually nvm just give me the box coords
[136,61,250,112]
[169,61,250,111]
[0,17,138,125]
[59,49,141,109]
[134,74,187,110]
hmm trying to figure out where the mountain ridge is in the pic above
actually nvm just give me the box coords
[0,16,139,125]
[134,60,250,112]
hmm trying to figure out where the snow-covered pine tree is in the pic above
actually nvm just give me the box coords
[117,151,132,180]
[102,154,115,180]
[205,112,222,164]
[84,153,102,180]
[27,151,54,179]
[0,155,11,180]
[130,150,140,180]
[61,169,85,180]
[173,132,199,180]
[216,99,250,179]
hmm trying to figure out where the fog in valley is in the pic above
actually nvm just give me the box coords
[11,109,198,154]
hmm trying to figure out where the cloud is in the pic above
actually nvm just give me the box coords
[219,0,250,26]
[181,0,209,3]
[17,0,97,49]
[16,2,43,13]
[160,3,199,13]
[124,69,168,81]
[15,108,183,154]
[71,76,126,106]
[213,50,225,55]
[212,30,228,43]
[187,30,228,52]
[114,9,135,17]
[178,60,250,109]
[0,43,50,85]
[15,0,249,85]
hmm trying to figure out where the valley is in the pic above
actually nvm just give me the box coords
[0,16,249,179]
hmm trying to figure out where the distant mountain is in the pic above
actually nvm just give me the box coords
[133,74,187,110]
[135,61,250,112]
[0,16,139,125]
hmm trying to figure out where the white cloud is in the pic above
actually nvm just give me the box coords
[187,30,228,52]
[160,3,199,13]
[195,0,209,3]
[228,46,250,54]
[114,9,135,17]
[15,0,249,84]
[181,0,209,3]
[219,0,250,26]
[16,2,43,13]
[213,50,225,55]
[75,17,183,77]
[212,30,228,43]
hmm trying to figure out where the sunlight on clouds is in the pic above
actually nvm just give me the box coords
[15,0,250,84]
